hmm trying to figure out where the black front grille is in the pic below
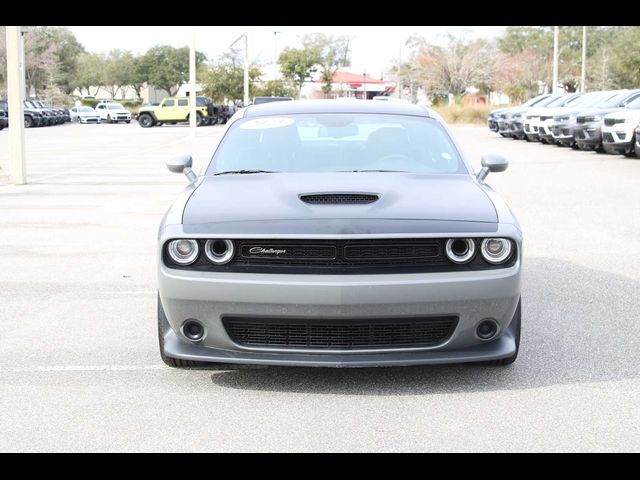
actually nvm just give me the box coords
[235,239,443,267]
[604,118,623,126]
[300,194,379,205]
[576,116,586,124]
[164,238,517,274]
[574,129,586,139]
[223,316,458,350]
[603,132,615,142]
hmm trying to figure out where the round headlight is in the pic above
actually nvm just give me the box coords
[167,239,199,265]
[480,238,513,264]
[204,239,235,265]
[445,238,476,264]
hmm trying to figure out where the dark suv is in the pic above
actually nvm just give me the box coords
[1,99,43,128]
[574,89,640,152]
[0,105,7,130]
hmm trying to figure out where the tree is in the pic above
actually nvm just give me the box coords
[22,27,60,97]
[200,51,262,102]
[254,80,298,98]
[408,35,496,98]
[101,50,124,99]
[75,53,105,96]
[301,33,351,95]
[49,27,85,94]
[609,27,640,88]
[278,46,320,97]
[143,45,206,96]
[129,55,149,100]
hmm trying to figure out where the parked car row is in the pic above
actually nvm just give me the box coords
[135,96,235,128]
[69,102,133,124]
[0,99,71,128]
[488,89,640,158]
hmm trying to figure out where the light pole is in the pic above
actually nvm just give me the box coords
[581,26,587,92]
[230,28,249,106]
[5,26,26,184]
[188,26,197,138]
[552,26,559,93]
[273,31,281,81]
[363,70,367,100]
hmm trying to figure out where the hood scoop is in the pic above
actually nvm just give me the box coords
[300,193,380,205]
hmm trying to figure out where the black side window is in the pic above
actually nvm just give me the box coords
[163,100,175,107]
[178,99,188,107]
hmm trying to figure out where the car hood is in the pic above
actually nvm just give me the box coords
[490,107,513,116]
[576,107,624,120]
[78,111,99,117]
[182,172,498,232]
[604,109,640,121]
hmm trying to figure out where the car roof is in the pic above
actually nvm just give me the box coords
[243,99,431,118]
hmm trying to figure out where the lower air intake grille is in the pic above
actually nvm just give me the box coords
[223,316,458,350]
[300,193,379,205]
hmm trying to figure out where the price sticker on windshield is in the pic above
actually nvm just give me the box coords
[240,117,295,130]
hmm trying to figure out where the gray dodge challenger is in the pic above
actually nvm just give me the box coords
[158,100,522,368]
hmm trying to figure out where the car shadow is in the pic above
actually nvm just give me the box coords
[208,257,640,395]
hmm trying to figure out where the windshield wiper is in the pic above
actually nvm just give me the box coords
[342,169,409,173]
[214,170,278,176]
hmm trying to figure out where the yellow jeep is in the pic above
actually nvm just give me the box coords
[136,96,214,128]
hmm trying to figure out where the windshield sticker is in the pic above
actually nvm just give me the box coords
[240,117,294,130]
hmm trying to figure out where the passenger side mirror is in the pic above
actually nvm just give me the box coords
[477,154,509,182]
[166,154,198,184]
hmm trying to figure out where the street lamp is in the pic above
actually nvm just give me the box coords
[273,31,281,81]
[230,28,249,106]
[362,70,367,100]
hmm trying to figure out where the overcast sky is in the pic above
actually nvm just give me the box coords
[68,26,506,76]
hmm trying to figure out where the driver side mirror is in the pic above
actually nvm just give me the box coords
[166,154,198,184]
[477,154,509,182]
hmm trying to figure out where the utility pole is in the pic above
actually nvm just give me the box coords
[552,26,559,93]
[230,29,250,107]
[581,26,587,92]
[363,70,367,100]
[6,26,26,185]
[397,43,402,99]
[273,31,281,81]
[188,26,197,138]
[244,27,249,106]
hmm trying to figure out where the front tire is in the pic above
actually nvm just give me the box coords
[137,113,154,128]
[196,112,203,127]
[481,298,521,366]
[158,294,210,368]
[24,115,33,128]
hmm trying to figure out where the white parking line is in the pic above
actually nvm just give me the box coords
[2,365,165,372]
[106,291,157,295]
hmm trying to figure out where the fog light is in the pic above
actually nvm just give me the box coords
[476,319,499,340]
[183,320,204,341]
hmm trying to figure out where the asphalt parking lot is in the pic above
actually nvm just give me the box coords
[1,122,639,452]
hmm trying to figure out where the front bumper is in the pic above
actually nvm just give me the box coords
[551,122,576,145]
[159,259,522,367]
[497,120,514,136]
[602,126,634,153]
[574,123,602,148]
[538,122,555,142]
[80,117,101,124]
